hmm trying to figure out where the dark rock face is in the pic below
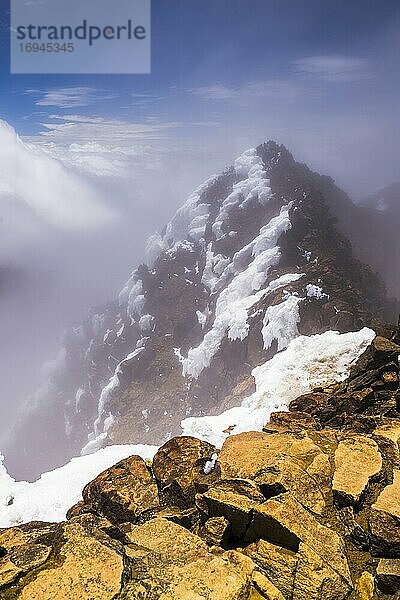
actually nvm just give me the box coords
[376,558,400,594]
[4,141,398,480]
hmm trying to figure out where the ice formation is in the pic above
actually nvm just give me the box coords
[180,206,294,378]
[261,293,302,351]
[212,148,272,239]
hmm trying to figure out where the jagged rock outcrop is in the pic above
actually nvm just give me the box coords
[1,331,400,599]
[290,333,400,432]
[5,141,397,481]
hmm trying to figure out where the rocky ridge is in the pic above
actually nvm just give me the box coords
[1,328,400,598]
[5,141,396,480]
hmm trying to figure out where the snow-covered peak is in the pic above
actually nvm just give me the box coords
[4,141,392,481]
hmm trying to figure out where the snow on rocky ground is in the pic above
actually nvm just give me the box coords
[0,327,374,528]
[182,327,375,447]
[0,444,157,528]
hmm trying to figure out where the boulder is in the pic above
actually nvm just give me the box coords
[0,542,51,589]
[0,522,57,590]
[158,550,254,600]
[198,516,231,546]
[370,336,400,358]
[251,570,285,599]
[382,370,399,389]
[218,432,318,479]
[370,470,400,556]
[82,454,159,524]
[243,539,298,598]
[349,336,400,380]
[9,515,125,600]
[196,478,265,538]
[292,542,352,600]
[332,435,382,507]
[218,431,330,514]
[124,518,255,599]
[218,431,330,515]
[263,411,319,433]
[155,505,199,529]
[244,535,352,600]
[245,493,352,587]
[152,436,218,507]
[66,500,93,519]
[306,451,333,498]
[355,571,375,600]
[289,392,329,416]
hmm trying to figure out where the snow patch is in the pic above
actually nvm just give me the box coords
[145,233,168,267]
[306,284,329,300]
[0,444,158,527]
[139,314,154,332]
[181,328,375,447]
[144,175,218,267]
[82,344,146,455]
[196,306,211,330]
[203,453,218,475]
[201,244,231,292]
[212,148,272,240]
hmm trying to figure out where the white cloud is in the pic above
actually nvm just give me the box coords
[36,114,183,144]
[0,119,116,243]
[26,87,117,108]
[292,55,372,82]
[23,114,185,177]
[129,92,168,107]
[190,79,302,104]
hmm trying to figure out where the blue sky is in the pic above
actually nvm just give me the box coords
[0,0,399,200]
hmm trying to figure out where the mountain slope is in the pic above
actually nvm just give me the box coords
[4,141,397,480]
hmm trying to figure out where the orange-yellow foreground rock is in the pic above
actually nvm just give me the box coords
[1,332,400,599]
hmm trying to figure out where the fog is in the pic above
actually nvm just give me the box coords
[0,119,218,448]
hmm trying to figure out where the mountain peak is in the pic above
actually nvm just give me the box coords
[4,142,397,479]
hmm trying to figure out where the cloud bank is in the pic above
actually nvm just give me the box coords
[0,120,116,246]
